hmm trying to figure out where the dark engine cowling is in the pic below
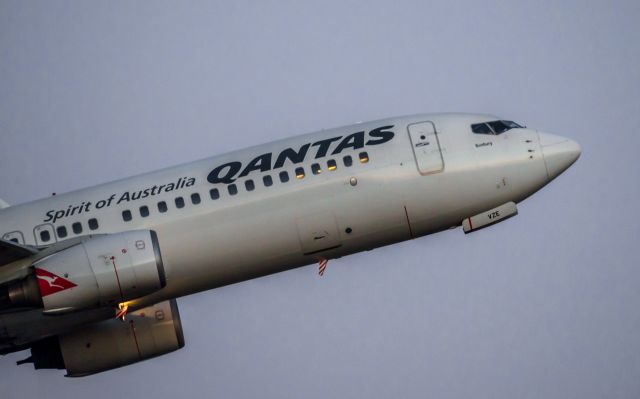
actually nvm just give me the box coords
[20,299,185,377]
[1,230,166,313]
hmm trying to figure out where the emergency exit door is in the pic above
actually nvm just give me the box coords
[408,121,444,175]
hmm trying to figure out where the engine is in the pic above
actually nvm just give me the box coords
[19,299,185,376]
[1,230,166,313]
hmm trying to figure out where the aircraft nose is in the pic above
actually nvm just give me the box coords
[538,132,582,181]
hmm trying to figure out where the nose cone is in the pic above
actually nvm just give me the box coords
[538,132,582,181]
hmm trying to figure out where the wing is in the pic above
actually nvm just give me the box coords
[0,198,38,266]
[0,239,38,267]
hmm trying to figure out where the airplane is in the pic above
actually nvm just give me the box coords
[0,113,580,376]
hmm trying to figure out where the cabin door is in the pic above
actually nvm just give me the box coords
[408,121,444,175]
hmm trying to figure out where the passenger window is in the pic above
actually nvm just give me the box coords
[245,180,255,191]
[158,201,168,213]
[175,197,185,209]
[279,171,290,183]
[88,218,99,231]
[209,188,220,200]
[327,159,337,171]
[359,152,369,163]
[56,226,67,238]
[72,222,82,234]
[295,167,305,179]
[122,210,132,222]
[228,184,238,195]
[263,175,273,187]
[343,155,353,167]
[40,230,51,242]
[312,163,322,175]
[191,193,201,205]
[140,206,150,217]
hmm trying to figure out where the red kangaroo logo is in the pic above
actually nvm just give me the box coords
[35,268,77,297]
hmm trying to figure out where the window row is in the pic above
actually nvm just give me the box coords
[121,152,370,222]
[215,152,369,197]
[122,191,202,221]
[40,218,100,242]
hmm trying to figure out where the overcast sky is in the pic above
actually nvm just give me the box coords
[1,1,639,398]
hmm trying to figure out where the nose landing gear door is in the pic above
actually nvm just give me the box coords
[408,121,444,175]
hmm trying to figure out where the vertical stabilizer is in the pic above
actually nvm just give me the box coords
[0,198,10,209]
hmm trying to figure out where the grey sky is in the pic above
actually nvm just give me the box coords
[1,1,639,398]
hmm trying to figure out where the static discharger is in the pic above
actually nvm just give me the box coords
[463,202,518,234]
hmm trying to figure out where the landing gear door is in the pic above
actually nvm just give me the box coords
[408,121,444,175]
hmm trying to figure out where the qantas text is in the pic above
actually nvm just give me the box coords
[207,125,394,184]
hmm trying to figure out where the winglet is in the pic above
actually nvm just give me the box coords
[0,198,9,209]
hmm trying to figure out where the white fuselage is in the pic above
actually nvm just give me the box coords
[0,113,580,344]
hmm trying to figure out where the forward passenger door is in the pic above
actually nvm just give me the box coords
[408,121,444,175]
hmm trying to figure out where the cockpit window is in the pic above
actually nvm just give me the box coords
[487,120,522,134]
[471,123,492,134]
[472,120,523,135]
[506,120,523,128]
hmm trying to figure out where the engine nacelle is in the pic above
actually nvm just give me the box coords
[22,299,185,377]
[0,230,166,313]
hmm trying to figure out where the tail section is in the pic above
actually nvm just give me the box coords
[0,198,9,209]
